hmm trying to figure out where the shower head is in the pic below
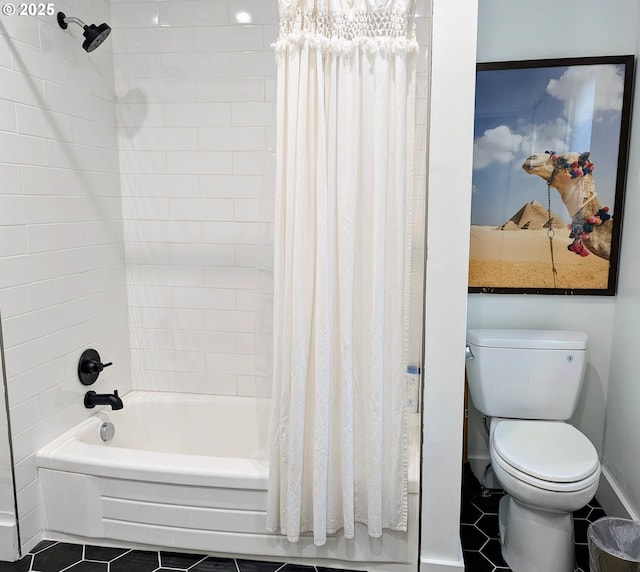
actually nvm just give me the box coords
[57,12,111,53]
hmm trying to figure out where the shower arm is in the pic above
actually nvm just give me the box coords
[57,13,87,30]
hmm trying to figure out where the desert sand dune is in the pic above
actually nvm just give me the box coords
[469,226,609,289]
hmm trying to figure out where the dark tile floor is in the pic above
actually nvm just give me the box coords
[0,541,361,572]
[461,481,606,572]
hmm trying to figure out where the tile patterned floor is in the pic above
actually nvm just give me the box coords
[0,541,361,572]
[461,488,606,572]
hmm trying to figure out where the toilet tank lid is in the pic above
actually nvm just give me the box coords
[467,329,588,350]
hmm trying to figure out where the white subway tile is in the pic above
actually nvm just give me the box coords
[10,36,68,84]
[6,358,66,406]
[232,151,268,175]
[131,328,174,350]
[173,330,236,353]
[122,174,199,198]
[124,242,172,265]
[0,131,48,166]
[0,99,17,131]
[134,127,199,152]
[198,127,264,151]
[236,290,256,311]
[43,81,93,120]
[15,104,73,141]
[117,104,165,128]
[118,150,167,174]
[159,1,228,27]
[166,151,232,174]
[0,284,33,318]
[202,221,258,244]
[206,352,255,375]
[127,284,173,309]
[48,141,119,173]
[167,198,234,221]
[127,264,203,287]
[172,287,236,310]
[203,267,256,290]
[197,77,264,102]
[2,10,40,47]
[130,307,205,331]
[0,196,53,225]
[124,220,202,243]
[231,102,274,126]
[3,306,61,347]
[0,164,23,195]
[227,0,278,25]
[194,26,263,52]
[110,3,160,29]
[133,349,206,373]
[113,53,163,79]
[22,166,77,196]
[71,118,117,149]
[170,244,235,266]
[200,175,264,198]
[122,197,169,220]
[164,102,230,127]
[29,275,85,311]
[229,52,276,77]
[233,198,263,221]
[126,28,194,53]
[162,53,228,78]
[0,226,28,257]
[27,222,84,253]
[129,78,196,103]
[205,309,255,333]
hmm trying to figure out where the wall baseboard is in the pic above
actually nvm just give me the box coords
[420,544,465,572]
[598,464,639,520]
[0,517,19,562]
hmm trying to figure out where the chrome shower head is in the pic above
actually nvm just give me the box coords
[57,12,111,53]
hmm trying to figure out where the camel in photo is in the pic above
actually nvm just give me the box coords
[522,151,613,260]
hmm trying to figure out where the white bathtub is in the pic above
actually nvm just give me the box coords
[37,391,420,571]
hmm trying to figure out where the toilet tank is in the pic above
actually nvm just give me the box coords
[465,329,588,420]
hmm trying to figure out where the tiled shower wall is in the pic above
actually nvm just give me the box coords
[113,0,430,396]
[0,0,130,552]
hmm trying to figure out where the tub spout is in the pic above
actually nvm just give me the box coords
[84,390,123,410]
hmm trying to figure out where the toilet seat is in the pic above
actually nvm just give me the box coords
[491,420,600,493]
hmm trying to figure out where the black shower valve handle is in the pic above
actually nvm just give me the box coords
[78,349,113,386]
[85,360,113,374]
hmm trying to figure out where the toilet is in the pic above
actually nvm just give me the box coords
[465,329,600,572]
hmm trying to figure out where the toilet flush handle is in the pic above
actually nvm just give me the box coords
[465,345,474,360]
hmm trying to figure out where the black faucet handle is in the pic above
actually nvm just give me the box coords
[78,349,113,385]
[87,360,112,373]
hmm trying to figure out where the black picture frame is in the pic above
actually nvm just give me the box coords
[469,55,634,295]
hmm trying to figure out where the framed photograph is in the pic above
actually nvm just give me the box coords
[469,55,634,295]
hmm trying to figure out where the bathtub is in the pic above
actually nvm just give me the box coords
[37,391,420,571]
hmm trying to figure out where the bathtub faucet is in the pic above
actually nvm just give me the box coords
[84,390,123,410]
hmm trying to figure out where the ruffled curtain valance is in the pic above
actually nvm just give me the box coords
[275,0,418,53]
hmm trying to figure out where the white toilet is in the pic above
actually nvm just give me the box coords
[465,329,601,572]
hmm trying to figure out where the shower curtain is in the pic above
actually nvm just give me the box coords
[267,0,418,546]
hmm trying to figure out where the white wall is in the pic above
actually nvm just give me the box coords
[111,0,279,397]
[420,1,477,570]
[111,0,430,397]
[0,341,18,561]
[468,0,639,475]
[0,0,131,553]
[600,10,640,520]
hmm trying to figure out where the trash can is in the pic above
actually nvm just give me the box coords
[588,517,640,572]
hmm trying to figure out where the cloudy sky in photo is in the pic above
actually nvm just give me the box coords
[472,63,626,226]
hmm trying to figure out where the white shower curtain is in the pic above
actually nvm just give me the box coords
[267,0,418,546]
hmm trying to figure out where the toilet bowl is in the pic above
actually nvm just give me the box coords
[489,419,600,572]
[465,329,600,572]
